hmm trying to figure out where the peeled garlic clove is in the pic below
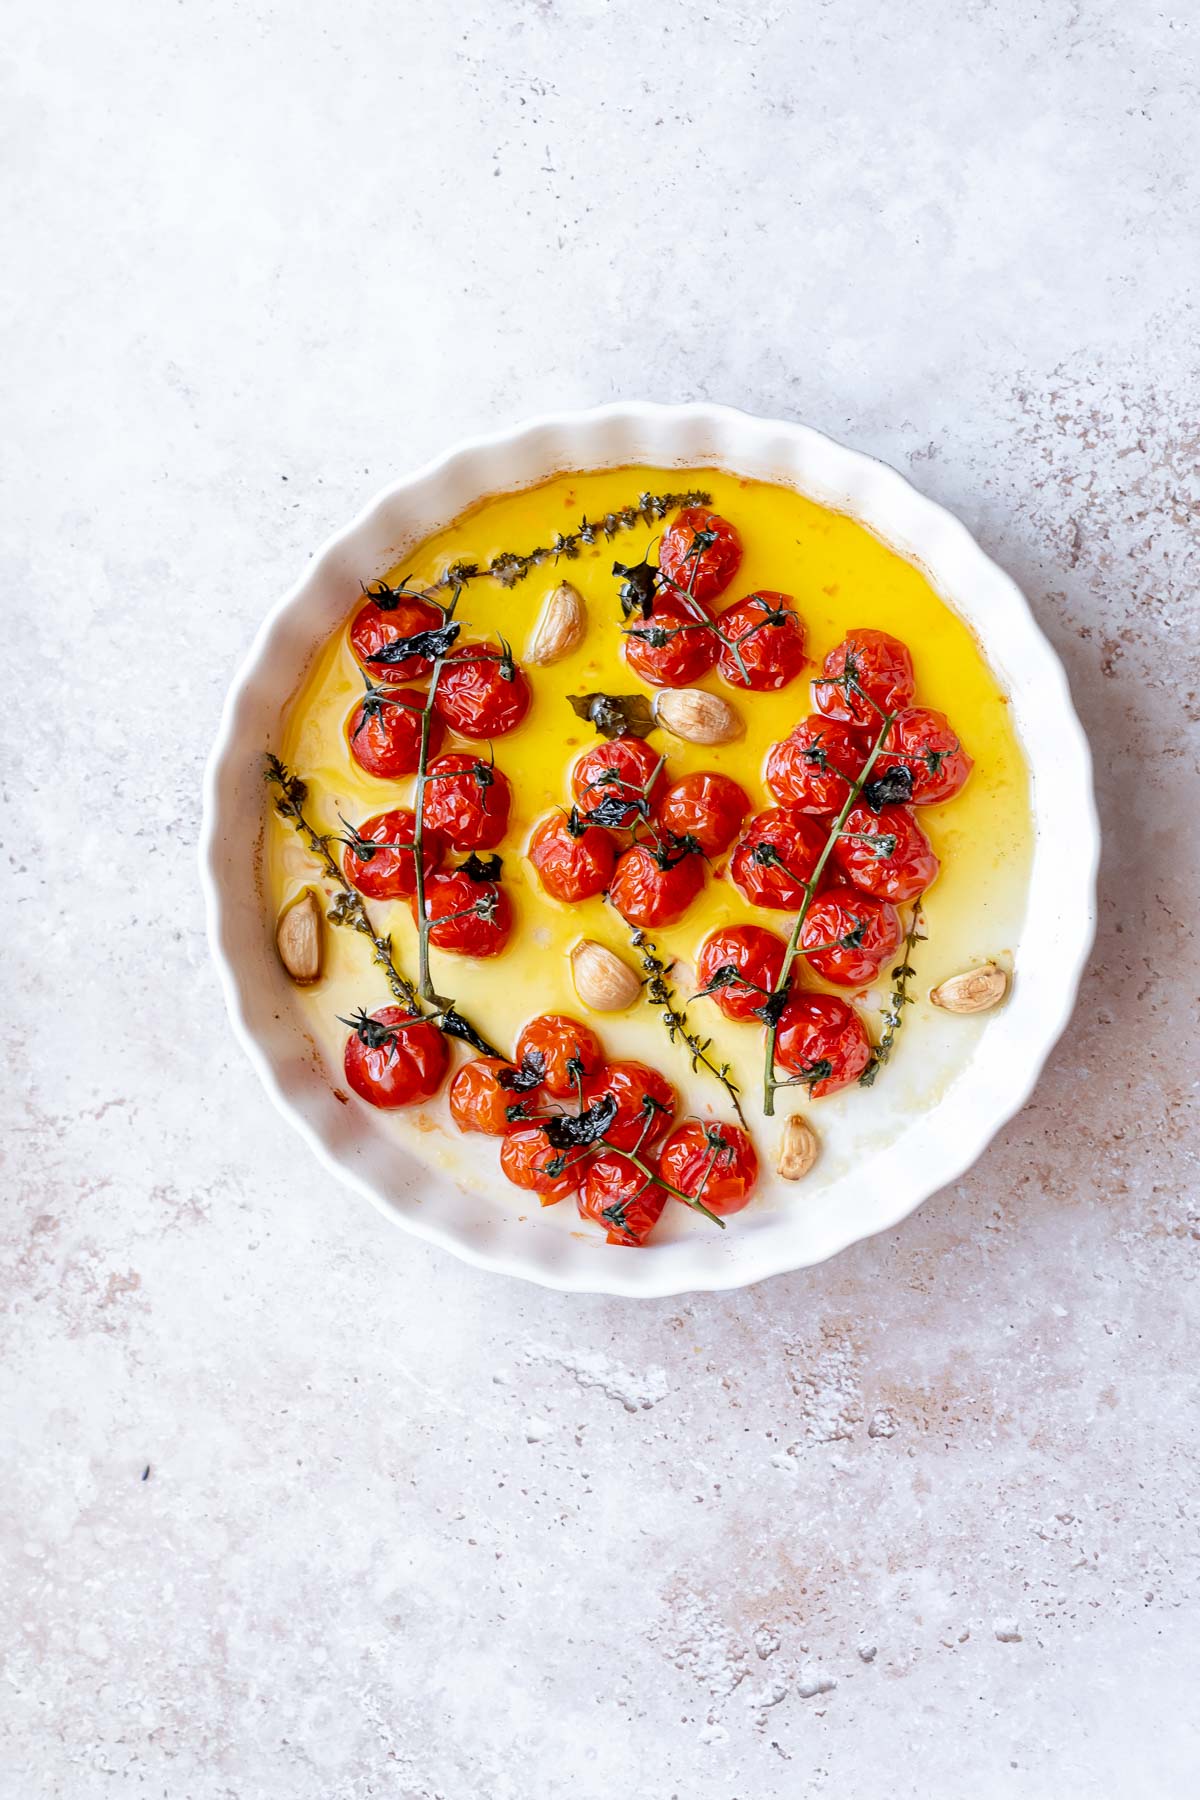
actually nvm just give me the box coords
[276,887,323,984]
[570,939,641,1013]
[929,963,1008,1013]
[653,686,744,746]
[777,1114,819,1181]
[525,580,587,666]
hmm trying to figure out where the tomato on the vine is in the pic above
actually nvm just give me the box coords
[832,803,939,902]
[514,1014,603,1097]
[433,641,531,738]
[658,507,743,605]
[608,842,705,928]
[695,924,788,1022]
[448,1056,537,1136]
[421,752,512,851]
[656,771,749,857]
[729,808,828,910]
[622,593,718,687]
[799,886,903,986]
[571,736,665,827]
[578,1151,667,1247]
[876,707,974,805]
[342,1006,448,1109]
[812,629,915,728]
[416,867,513,956]
[774,992,872,1097]
[347,684,441,779]
[499,1127,582,1203]
[716,592,806,691]
[527,811,617,903]
[349,590,444,680]
[341,808,443,901]
[658,1120,758,1217]
[581,1062,677,1153]
[765,716,868,815]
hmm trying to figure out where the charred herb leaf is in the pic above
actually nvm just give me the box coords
[367,619,461,664]
[497,1051,546,1093]
[541,1093,619,1150]
[861,764,914,811]
[613,557,659,620]
[438,1009,503,1059]
[586,791,650,829]
[568,691,657,741]
[754,988,791,1028]
[460,852,503,883]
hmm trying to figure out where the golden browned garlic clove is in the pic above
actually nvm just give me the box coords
[777,1114,819,1181]
[525,580,587,666]
[929,963,1008,1014]
[570,939,641,1013]
[276,887,323,984]
[653,686,744,746]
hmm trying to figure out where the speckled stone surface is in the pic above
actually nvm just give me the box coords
[4,2,1198,1794]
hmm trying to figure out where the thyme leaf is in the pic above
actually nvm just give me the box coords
[628,929,747,1127]
[859,899,925,1088]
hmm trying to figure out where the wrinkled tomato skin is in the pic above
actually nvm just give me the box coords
[527,812,617,903]
[716,592,807,692]
[774,993,872,1097]
[876,707,974,805]
[342,808,443,901]
[347,687,441,779]
[765,717,869,816]
[343,1006,449,1109]
[812,629,916,728]
[656,771,749,858]
[695,924,789,1022]
[421,752,512,851]
[832,803,939,903]
[448,1057,535,1136]
[571,736,665,826]
[499,1127,582,1203]
[578,1151,668,1246]
[799,886,903,986]
[658,507,743,605]
[729,808,829,911]
[608,845,704,928]
[433,642,532,738]
[349,593,444,680]
[658,1121,758,1216]
[515,1014,603,1097]
[582,1062,677,1153]
[416,870,513,956]
[622,593,718,687]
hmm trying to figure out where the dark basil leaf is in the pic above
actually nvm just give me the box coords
[568,692,657,741]
[861,765,913,810]
[612,558,658,620]
[367,620,460,664]
[460,852,502,883]
[586,792,649,830]
[541,1093,618,1150]
[754,988,791,1027]
[438,1010,503,1059]
[497,1051,546,1093]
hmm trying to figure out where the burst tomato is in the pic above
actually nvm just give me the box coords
[729,808,829,910]
[349,590,444,679]
[658,1120,758,1217]
[876,707,974,805]
[416,867,513,956]
[622,593,718,687]
[774,992,873,1097]
[656,771,749,857]
[421,752,512,851]
[581,1062,677,1153]
[812,629,915,728]
[571,736,665,827]
[578,1151,668,1246]
[514,1014,603,1097]
[341,808,443,901]
[695,924,789,1022]
[342,1006,448,1109]
[658,507,743,604]
[448,1056,536,1136]
[527,811,617,903]
[799,886,903,986]
[832,803,939,902]
[765,716,869,815]
[608,843,705,928]
[499,1127,582,1203]
[433,642,531,739]
[347,684,441,779]
[716,592,806,691]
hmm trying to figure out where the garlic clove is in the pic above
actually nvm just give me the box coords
[777,1114,819,1181]
[653,686,744,746]
[570,939,642,1013]
[929,963,1008,1013]
[525,580,587,666]
[276,887,323,984]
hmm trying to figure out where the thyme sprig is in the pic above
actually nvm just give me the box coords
[858,899,925,1088]
[629,929,747,1128]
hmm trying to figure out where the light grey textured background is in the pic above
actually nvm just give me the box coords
[4,3,1198,1795]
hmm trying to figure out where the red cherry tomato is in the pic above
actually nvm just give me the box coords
[342,1006,448,1109]
[499,1127,582,1203]
[812,629,915,728]
[347,685,441,779]
[448,1057,537,1136]
[416,868,513,956]
[622,593,718,687]
[876,707,974,805]
[799,886,903,986]
[608,843,704,928]
[349,590,444,680]
[579,1151,668,1246]
[658,1120,758,1217]
[571,736,665,827]
[716,592,806,692]
[729,808,829,910]
[765,717,869,815]
[514,1014,603,1098]
[832,803,939,902]
[774,992,872,1097]
[658,507,743,605]
[695,924,788,1021]
[656,771,749,857]
[582,1062,677,1153]
[421,752,512,851]
[433,642,531,739]
[341,808,443,901]
[527,811,617,903]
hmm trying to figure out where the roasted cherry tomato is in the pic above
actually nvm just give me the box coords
[876,707,974,805]
[341,808,443,901]
[729,808,829,910]
[349,589,444,680]
[421,752,512,851]
[812,629,915,728]
[799,886,903,986]
[656,771,749,857]
[658,507,743,605]
[433,641,532,739]
[416,867,513,956]
[765,716,869,816]
[716,592,806,691]
[832,803,939,902]
[527,811,617,903]
[695,924,789,1022]
[608,842,705,928]
[342,1006,448,1109]
[571,735,665,828]
[515,1014,603,1098]
[347,684,441,779]
[578,1151,668,1246]
[499,1127,582,1203]
[448,1056,537,1136]
[774,992,873,1097]
[622,593,718,687]
[658,1120,758,1217]
[581,1062,677,1153]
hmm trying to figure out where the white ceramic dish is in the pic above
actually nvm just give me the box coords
[200,402,1098,1297]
